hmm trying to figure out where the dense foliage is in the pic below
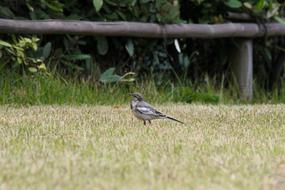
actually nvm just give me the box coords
[0,0,285,91]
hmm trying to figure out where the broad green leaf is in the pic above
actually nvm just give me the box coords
[100,75,121,83]
[38,63,47,71]
[32,58,43,63]
[225,0,242,8]
[243,2,252,9]
[131,0,137,6]
[0,40,12,48]
[183,55,190,68]
[26,2,34,11]
[34,9,50,19]
[174,39,181,53]
[102,67,115,76]
[266,3,280,18]
[0,6,15,18]
[93,0,104,12]
[179,54,190,68]
[99,67,121,83]
[125,39,134,56]
[66,53,91,60]
[42,0,64,12]
[269,1,273,10]
[99,68,135,83]
[28,67,37,73]
[97,37,109,55]
[255,0,265,11]
[117,11,127,20]
[106,12,119,20]
[274,16,285,25]
[42,42,52,59]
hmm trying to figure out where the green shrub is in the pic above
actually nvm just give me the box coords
[0,0,285,98]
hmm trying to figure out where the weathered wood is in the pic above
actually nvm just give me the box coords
[232,39,253,100]
[0,18,285,38]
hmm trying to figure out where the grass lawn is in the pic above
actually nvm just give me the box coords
[0,104,285,190]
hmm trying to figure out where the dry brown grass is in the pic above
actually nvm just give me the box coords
[0,104,285,190]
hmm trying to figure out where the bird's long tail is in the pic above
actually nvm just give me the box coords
[166,116,184,124]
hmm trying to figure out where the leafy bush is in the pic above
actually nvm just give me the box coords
[0,36,49,73]
[0,0,284,92]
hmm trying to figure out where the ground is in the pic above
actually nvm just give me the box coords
[0,104,284,190]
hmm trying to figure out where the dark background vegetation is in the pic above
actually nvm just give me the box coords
[0,0,285,104]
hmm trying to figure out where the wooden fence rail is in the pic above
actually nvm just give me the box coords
[1,19,285,38]
[1,18,285,100]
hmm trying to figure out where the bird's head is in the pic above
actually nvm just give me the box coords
[129,92,144,101]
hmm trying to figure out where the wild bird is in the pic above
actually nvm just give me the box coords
[130,92,184,125]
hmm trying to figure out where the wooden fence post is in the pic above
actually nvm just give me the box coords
[231,39,253,101]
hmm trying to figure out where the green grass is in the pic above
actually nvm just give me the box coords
[0,73,170,105]
[1,73,285,105]
[0,105,285,189]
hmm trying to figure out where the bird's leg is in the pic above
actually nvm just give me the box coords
[148,120,151,124]
[143,120,146,125]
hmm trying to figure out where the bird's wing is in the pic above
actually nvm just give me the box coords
[136,101,165,117]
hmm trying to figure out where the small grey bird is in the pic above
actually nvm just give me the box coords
[130,92,184,125]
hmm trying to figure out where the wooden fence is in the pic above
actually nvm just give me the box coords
[1,18,285,100]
